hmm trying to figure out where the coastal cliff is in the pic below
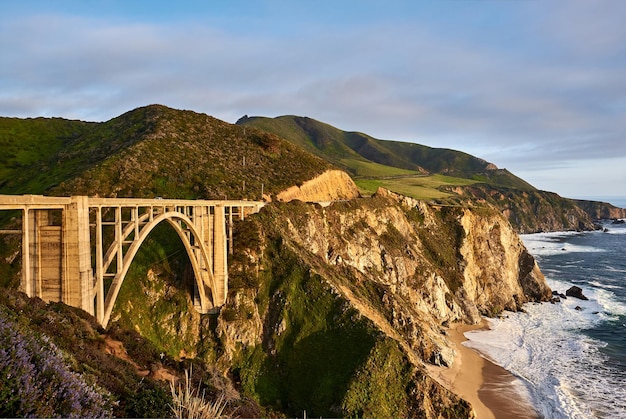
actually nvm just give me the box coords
[0,106,571,417]
[574,199,626,220]
[218,188,551,417]
[446,184,598,233]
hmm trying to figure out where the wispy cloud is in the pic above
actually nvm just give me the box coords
[1,1,625,197]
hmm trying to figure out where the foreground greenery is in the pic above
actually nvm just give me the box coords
[0,290,173,417]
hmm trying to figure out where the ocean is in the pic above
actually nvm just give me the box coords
[463,209,626,418]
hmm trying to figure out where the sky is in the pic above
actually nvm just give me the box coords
[1,0,625,202]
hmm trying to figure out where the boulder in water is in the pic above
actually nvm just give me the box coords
[566,286,589,301]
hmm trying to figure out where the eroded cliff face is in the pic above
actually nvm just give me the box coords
[218,188,551,417]
[275,169,360,202]
[574,199,626,220]
[448,184,598,233]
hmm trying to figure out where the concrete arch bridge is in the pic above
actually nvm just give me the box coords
[0,195,264,327]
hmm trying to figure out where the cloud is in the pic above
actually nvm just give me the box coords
[1,4,625,198]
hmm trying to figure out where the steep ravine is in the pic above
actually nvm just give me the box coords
[218,188,551,417]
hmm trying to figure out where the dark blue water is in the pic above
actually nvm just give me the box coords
[464,218,626,418]
[539,222,626,373]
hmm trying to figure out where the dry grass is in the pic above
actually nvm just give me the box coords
[169,367,230,419]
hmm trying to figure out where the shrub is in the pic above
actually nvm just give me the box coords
[0,307,112,418]
[125,384,172,418]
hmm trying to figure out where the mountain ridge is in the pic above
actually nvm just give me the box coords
[237,114,535,189]
[2,105,623,229]
[237,113,625,230]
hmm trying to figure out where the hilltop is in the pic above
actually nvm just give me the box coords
[1,105,622,231]
[0,105,331,200]
[238,114,625,231]
[236,114,534,193]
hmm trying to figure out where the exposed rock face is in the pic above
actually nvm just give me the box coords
[275,169,360,202]
[574,199,626,220]
[220,187,551,417]
[458,205,550,315]
[448,184,598,233]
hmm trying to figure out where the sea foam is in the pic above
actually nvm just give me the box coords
[521,232,606,256]
[465,224,626,418]
[463,278,626,418]
[464,292,625,417]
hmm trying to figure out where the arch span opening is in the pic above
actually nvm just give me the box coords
[101,211,218,328]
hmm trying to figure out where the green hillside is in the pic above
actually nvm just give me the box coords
[0,117,94,192]
[0,105,331,199]
[237,115,535,200]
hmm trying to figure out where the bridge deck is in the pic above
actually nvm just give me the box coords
[0,194,264,209]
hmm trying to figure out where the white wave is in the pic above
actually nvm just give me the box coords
[463,279,626,418]
[604,265,626,274]
[520,232,605,256]
[589,280,623,291]
[589,287,626,318]
[548,278,626,320]
[601,226,626,235]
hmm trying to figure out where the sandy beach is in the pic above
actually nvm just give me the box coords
[427,320,539,419]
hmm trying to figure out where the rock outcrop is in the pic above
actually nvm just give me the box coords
[275,169,360,202]
[566,286,589,300]
[574,199,626,220]
[220,187,551,417]
[447,184,598,233]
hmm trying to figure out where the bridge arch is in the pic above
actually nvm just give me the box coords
[101,211,217,328]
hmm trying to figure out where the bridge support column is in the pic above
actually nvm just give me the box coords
[22,209,63,302]
[62,196,94,315]
[213,205,228,306]
[21,208,41,298]
[191,205,213,313]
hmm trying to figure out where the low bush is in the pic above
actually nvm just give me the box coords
[0,307,113,418]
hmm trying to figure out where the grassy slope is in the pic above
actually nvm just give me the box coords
[0,105,332,199]
[0,117,94,193]
[238,115,535,200]
[226,202,472,418]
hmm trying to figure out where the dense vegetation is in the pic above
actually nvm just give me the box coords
[0,105,331,199]
[0,290,173,417]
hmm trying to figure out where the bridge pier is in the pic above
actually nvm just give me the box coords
[213,205,228,308]
[63,196,94,314]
